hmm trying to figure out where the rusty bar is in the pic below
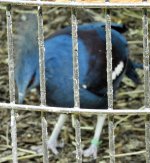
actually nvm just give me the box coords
[105,4,115,163]
[6,5,18,163]
[142,6,150,163]
[37,5,49,163]
[71,4,82,162]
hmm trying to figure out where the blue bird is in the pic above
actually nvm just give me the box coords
[14,13,141,158]
[14,14,39,104]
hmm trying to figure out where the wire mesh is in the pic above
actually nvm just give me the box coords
[0,0,150,163]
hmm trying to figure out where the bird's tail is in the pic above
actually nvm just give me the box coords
[125,59,143,84]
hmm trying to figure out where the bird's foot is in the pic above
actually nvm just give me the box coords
[83,144,98,159]
[47,138,64,155]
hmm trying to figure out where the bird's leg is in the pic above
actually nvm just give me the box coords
[83,114,106,159]
[48,114,68,155]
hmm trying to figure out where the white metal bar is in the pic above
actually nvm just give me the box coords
[142,6,150,163]
[37,6,49,163]
[71,3,82,162]
[2,1,150,163]
[143,9,149,108]
[71,8,80,110]
[105,6,115,163]
[6,5,18,163]
[41,117,48,162]
[105,9,113,110]
[37,7,46,106]
[145,116,150,163]
[108,115,115,163]
[0,103,148,115]
[0,0,150,8]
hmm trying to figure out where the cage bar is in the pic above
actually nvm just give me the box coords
[1,1,150,163]
[142,6,150,163]
[105,7,113,110]
[71,4,82,162]
[6,5,18,163]
[37,5,49,163]
[1,0,150,8]
[142,8,149,108]
[37,7,46,106]
[0,102,150,115]
[1,0,149,3]
[105,5,115,163]
[145,116,150,163]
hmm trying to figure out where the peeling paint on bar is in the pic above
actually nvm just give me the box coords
[6,5,18,163]
[71,4,82,162]
[71,7,80,109]
[105,6,115,163]
[108,115,115,163]
[142,6,150,163]
[145,116,150,163]
[37,5,49,163]
[41,117,48,162]
[37,7,46,106]
[105,9,113,110]
[142,9,149,108]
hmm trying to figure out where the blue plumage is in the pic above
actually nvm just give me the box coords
[14,14,141,157]
[44,26,128,108]
[15,21,129,107]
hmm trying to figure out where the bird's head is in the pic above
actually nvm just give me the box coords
[15,52,39,104]
[14,13,39,103]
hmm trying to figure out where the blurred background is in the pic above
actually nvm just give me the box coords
[0,6,146,163]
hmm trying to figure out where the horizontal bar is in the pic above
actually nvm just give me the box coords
[0,0,150,8]
[0,102,149,115]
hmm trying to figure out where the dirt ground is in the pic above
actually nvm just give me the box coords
[0,6,148,163]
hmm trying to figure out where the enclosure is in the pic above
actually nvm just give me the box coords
[0,0,150,163]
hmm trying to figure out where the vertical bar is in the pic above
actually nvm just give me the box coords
[105,2,115,163]
[6,5,18,163]
[142,5,150,163]
[143,7,149,109]
[105,2,113,110]
[71,9,80,109]
[37,5,49,163]
[37,7,46,106]
[71,4,82,163]
[145,116,150,163]
[108,114,115,163]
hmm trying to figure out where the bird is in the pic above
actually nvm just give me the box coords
[14,13,142,158]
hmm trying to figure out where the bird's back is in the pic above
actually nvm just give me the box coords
[45,24,128,108]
